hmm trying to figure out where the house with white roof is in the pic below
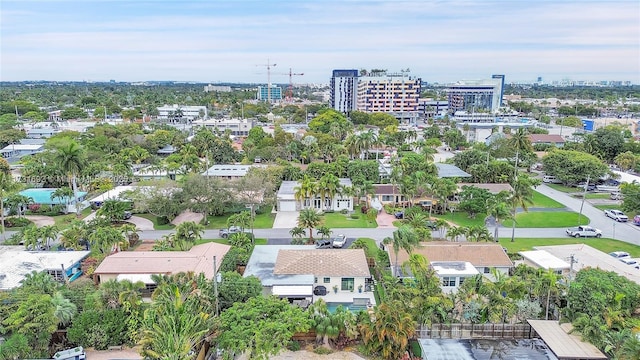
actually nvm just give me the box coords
[431,261,480,294]
[519,250,571,276]
[276,178,353,212]
[244,245,375,309]
[0,143,44,160]
[202,164,264,179]
[0,246,90,291]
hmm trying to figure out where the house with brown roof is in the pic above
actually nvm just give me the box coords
[93,242,231,295]
[244,245,375,309]
[456,183,514,194]
[528,134,565,147]
[388,242,513,292]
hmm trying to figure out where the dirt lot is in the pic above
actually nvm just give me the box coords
[84,347,142,360]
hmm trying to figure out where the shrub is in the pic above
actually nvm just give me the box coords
[156,216,169,225]
[313,347,333,355]
[360,205,369,214]
[350,214,360,219]
[68,309,127,349]
[287,340,301,351]
[28,204,41,212]
[4,217,33,228]
[340,209,348,214]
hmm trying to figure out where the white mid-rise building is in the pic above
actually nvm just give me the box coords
[191,118,254,136]
[157,105,208,122]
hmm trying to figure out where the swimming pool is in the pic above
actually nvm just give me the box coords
[326,302,367,313]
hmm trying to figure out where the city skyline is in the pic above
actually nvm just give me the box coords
[1,1,639,84]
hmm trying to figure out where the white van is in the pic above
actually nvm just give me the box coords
[542,175,562,184]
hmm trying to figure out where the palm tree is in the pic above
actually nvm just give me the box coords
[289,226,306,243]
[486,191,513,243]
[120,223,140,248]
[174,221,204,249]
[55,141,86,217]
[227,211,251,232]
[383,225,420,277]
[359,301,416,360]
[5,194,32,218]
[39,225,59,250]
[432,178,457,214]
[297,208,324,244]
[508,176,536,242]
[316,226,332,239]
[51,292,77,328]
[96,199,130,223]
[294,175,317,210]
[60,220,86,250]
[0,171,21,241]
[50,187,74,212]
[445,225,464,242]
[317,173,342,212]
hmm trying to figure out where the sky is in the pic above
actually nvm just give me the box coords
[1,0,639,84]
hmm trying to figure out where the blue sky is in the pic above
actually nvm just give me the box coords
[1,1,639,84]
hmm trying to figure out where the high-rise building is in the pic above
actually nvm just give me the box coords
[330,70,359,113]
[356,73,421,120]
[447,75,505,114]
[257,86,282,102]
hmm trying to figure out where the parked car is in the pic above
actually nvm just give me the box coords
[315,239,332,249]
[577,183,596,191]
[218,226,242,238]
[634,215,640,226]
[610,192,623,200]
[332,234,347,248]
[619,257,640,269]
[609,251,631,258]
[123,211,132,220]
[542,175,562,184]
[604,209,629,222]
[394,211,404,219]
[566,225,602,238]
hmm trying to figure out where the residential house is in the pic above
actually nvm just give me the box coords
[388,242,514,292]
[519,250,571,276]
[244,245,375,309]
[0,143,44,162]
[277,178,353,212]
[528,134,565,148]
[88,185,136,208]
[378,160,471,181]
[0,246,90,290]
[156,145,177,156]
[93,242,231,296]
[19,188,89,214]
[431,261,480,294]
[201,164,265,180]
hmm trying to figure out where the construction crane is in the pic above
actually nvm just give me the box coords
[256,59,277,104]
[278,68,304,103]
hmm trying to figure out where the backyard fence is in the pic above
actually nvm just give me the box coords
[416,323,534,339]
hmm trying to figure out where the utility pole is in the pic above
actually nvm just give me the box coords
[561,254,578,322]
[578,175,589,226]
[213,255,219,317]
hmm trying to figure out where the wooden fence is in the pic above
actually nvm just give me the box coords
[415,323,534,340]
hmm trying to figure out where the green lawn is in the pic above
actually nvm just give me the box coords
[502,212,589,228]
[594,204,621,211]
[204,207,276,230]
[531,191,565,208]
[433,212,485,227]
[499,238,640,257]
[323,212,377,228]
[584,193,611,199]
[546,184,579,193]
[135,214,175,230]
[350,237,379,258]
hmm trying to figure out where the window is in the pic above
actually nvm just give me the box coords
[47,270,64,282]
[483,267,491,274]
[382,195,394,202]
[341,277,354,291]
[442,277,456,287]
[323,277,330,284]
[458,277,465,286]
[314,277,318,283]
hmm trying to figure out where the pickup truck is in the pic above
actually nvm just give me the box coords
[566,226,602,238]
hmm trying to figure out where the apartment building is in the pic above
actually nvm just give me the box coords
[447,74,505,114]
[330,69,359,113]
[157,105,208,122]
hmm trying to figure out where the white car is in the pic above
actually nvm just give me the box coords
[332,234,347,248]
[619,258,640,269]
[604,209,628,222]
[609,251,631,258]
[566,226,602,238]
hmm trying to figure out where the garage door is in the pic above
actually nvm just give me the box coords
[279,200,297,212]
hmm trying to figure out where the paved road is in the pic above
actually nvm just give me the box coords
[2,184,638,246]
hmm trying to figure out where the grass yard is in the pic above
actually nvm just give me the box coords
[502,212,589,228]
[433,212,485,227]
[349,237,379,258]
[135,214,175,230]
[204,206,276,229]
[531,191,565,208]
[323,212,377,228]
[499,237,640,257]
[594,204,622,211]
[546,184,580,193]
[584,193,611,199]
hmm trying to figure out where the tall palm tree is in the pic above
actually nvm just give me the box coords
[383,225,420,277]
[55,141,86,217]
[432,178,457,214]
[486,191,513,243]
[39,225,59,250]
[174,221,204,249]
[51,187,74,212]
[0,171,21,241]
[317,173,342,212]
[297,208,324,244]
[359,301,416,360]
[289,226,306,243]
[508,176,536,242]
[293,175,317,210]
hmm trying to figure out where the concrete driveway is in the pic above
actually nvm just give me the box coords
[273,211,299,229]
[83,211,154,231]
[171,210,204,226]
[24,215,55,227]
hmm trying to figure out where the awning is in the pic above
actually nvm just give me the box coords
[527,320,606,359]
[116,274,156,284]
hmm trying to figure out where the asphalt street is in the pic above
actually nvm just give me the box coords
[1,184,638,246]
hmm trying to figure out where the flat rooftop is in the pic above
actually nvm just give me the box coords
[528,320,606,359]
[520,250,570,270]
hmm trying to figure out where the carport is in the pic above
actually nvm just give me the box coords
[527,320,607,360]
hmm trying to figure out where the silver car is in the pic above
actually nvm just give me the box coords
[332,234,347,248]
